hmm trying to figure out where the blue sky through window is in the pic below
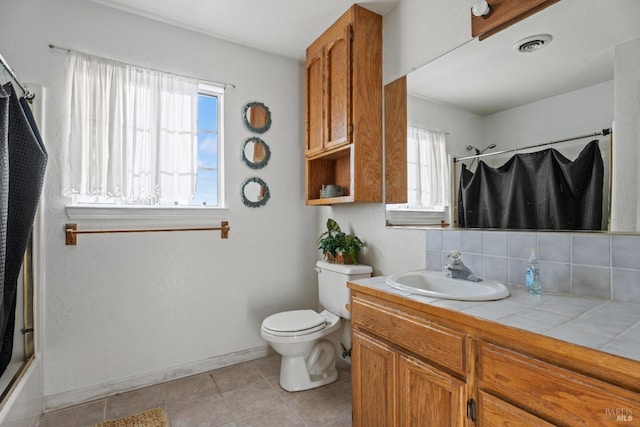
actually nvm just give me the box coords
[192,93,219,206]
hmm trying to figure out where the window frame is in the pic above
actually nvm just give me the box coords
[65,81,227,222]
[194,82,225,209]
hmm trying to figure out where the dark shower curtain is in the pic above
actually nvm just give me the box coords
[458,140,603,230]
[0,83,47,376]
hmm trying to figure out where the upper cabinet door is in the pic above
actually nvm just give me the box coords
[305,23,352,156]
[325,23,352,150]
[305,47,324,155]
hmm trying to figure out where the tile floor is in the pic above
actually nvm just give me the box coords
[38,355,352,427]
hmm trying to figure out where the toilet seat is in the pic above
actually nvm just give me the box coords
[262,309,326,337]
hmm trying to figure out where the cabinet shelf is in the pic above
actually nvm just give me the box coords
[306,195,355,206]
[306,144,353,205]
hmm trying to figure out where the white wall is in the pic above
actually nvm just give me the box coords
[382,0,471,83]
[483,81,614,151]
[0,0,318,410]
[613,37,640,231]
[408,80,614,159]
[408,94,484,157]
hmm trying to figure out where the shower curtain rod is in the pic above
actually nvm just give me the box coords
[453,128,611,163]
[48,44,237,90]
[0,53,35,101]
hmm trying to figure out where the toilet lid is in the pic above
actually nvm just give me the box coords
[263,309,326,334]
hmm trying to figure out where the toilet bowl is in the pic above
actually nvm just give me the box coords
[261,309,342,392]
[260,261,372,392]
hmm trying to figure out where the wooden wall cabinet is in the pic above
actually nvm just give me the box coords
[305,5,382,205]
[349,286,640,426]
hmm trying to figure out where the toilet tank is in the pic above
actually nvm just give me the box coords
[316,260,372,319]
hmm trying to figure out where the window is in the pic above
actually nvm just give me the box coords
[64,51,224,210]
[386,127,450,226]
[406,127,449,210]
[192,84,223,206]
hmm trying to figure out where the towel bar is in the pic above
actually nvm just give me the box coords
[65,221,230,245]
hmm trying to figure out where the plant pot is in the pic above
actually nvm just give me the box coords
[326,253,355,264]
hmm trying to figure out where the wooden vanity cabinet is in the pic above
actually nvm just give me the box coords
[351,294,471,427]
[352,331,468,426]
[304,5,382,205]
[349,284,640,427]
[478,342,640,426]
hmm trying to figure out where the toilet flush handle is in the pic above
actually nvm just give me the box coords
[314,267,321,273]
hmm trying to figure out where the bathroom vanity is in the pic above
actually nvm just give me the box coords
[348,277,640,426]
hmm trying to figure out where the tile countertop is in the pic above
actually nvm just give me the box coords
[350,275,640,363]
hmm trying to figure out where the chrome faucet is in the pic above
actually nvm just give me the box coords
[446,251,482,282]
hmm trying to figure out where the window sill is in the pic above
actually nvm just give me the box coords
[65,205,229,223]
[386,208,445,226]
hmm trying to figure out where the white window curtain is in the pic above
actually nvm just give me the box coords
[407,126,450,209]
[64,51,199,205]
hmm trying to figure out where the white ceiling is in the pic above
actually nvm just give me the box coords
[88,0,640,115]
[89,0,399,60]
[408,0,640,115]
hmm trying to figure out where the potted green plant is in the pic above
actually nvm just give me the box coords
[317,218,365,264]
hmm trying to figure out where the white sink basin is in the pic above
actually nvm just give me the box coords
[385,270,510,301]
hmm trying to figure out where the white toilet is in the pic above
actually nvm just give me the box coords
[261,260,372,392]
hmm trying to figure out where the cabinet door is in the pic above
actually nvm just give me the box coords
[352,330,397,427]
[305,46,324,155]
[399,354,467,427]
[324,23,351,149]
[479,391,555,427]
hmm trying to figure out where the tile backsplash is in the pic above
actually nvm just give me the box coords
[426,229,640,304]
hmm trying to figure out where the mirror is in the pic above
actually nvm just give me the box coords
[241,176,270,207]
[242,137,271,169]
[385,0,640,232]
[242,102,272,134]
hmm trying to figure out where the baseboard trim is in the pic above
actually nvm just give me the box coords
[43,345,273,412]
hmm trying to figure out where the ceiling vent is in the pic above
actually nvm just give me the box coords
[514,34,553,53]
